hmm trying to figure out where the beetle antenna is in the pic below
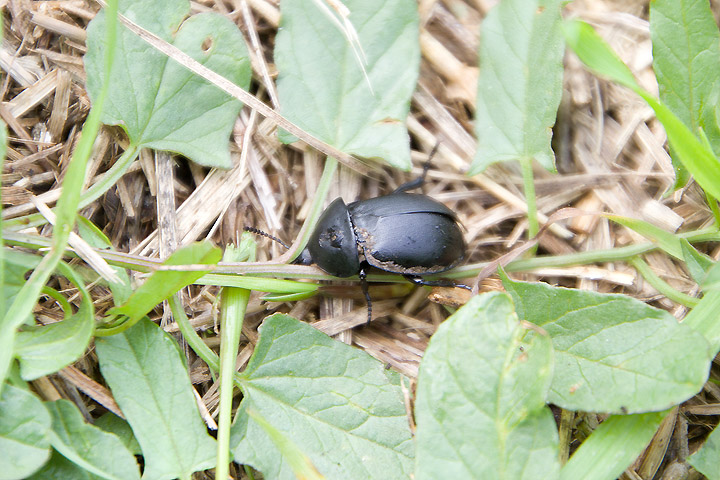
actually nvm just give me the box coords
[243,226,290,249]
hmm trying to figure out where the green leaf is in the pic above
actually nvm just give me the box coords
[605,215,682,259]
[14,258,94,380]
[85,0,251,168]
[502,274,712,413]
[245,408,324,480]
[95,318,216,480]
[414,293,559,480]
[650,0,720,160]
[564,19,720,200]
[471,0,565,173]
[231,314,413,479]
[275,0,420,170]
[681,239,714,285]
[105,241,221,328]
[688,422,720,479]
[2,249,37,318]
[94,413,142,456]
[46,400,140,480]
[15,300,93,380]
[26,449,93,480]
[683,290,720,352]
[559,412,667,480]
[700,260,720,291]
[0,384,51,480]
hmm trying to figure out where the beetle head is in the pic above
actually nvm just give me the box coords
[307,197,360,277]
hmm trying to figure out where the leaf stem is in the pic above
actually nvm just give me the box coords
[216,240,254,480]
[628,256,698,307]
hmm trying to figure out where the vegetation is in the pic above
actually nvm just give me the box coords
[2,0,720,479]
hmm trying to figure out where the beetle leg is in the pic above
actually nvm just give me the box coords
[403,275,471,291]
[359,268,373,324]
[392,143,438,194]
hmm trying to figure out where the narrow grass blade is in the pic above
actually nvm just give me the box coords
[563,19,720,199]
[559,412,668,480]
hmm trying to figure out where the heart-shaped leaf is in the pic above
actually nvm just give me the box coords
[231,314,414,479]
[275,0,420,169]
[503,274,712,413]
[85,0,251,168]
[471,0,565,174]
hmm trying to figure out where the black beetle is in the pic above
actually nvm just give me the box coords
[296,158,466,323]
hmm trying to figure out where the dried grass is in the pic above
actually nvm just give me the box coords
[3,0,719,477]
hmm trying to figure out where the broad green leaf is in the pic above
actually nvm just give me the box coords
[0,384,51,480]
[15,258,94,380]
[471,0,565,174]
[46,400,140,480]
[15,300,93,380]
[702,262,720,289]
[559,412,667,480]
[94,413,142,456]
[275,0,419,170]
[95,318,217,480]
[414,293,559,480]
[246,409,324,480]
[26,449,93,480]
[564,19,720,199]
[681,239,714,285]
[683,290,720,352]
[606,215,682,259]
[2,249,37,317]
[503,274,712,413]
[231,314,413,479]
[650,0,720,162]
[689,422,720,479]
[85,0,251,168]
[106,241,221,327]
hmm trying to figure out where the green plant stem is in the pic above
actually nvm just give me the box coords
[215,238,255,480]
[521,157,539,256]
[5,228,720,284]
[169,294,220,371]
[216,285,250,480]
[41,286,73,318]
[283,156,338,262]
[0,0,117,395]
[629,256,699,307]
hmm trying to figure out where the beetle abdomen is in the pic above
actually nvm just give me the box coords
[352,208,465,275]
